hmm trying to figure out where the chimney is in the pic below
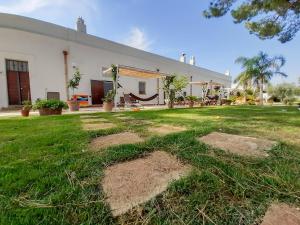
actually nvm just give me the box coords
[225,70,230,76]
[179,53,186,63]
[189,56,196,66]
[77,17,87,34]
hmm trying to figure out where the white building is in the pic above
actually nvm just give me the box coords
[0,13,231,109]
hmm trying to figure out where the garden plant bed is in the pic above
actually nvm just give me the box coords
[261,203,300,225]
[102,151,191,216]
[199,132,276,157]
[90,132,144,150]
[82,122,116,131]
[148,124,187,135]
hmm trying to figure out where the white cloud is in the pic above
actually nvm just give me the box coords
[0,0,66,14]
[124,27,152,51]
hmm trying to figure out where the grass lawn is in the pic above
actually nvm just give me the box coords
[0,106,299,225]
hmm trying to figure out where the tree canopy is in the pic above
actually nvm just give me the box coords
[204,0,300,43]
[235,52,287,104]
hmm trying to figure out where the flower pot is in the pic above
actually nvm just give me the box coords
[39,108,62,116]
[21,109,30,117]
[188,101,194,108]
[103,102,113,112]
[67,100,80,111]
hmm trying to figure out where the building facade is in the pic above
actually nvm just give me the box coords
[0,13,231,109]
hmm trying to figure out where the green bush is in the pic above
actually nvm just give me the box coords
[33,99,68,110]
[185,96,198,102]
[22,101,32,110]
[102,90,115,103]
[283,97,296,105]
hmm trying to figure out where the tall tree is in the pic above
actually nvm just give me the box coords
[235,52,287,105]
[234,71,252,103]
[204,0,300,43]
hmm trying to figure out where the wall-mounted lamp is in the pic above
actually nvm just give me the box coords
[71,62,77,69]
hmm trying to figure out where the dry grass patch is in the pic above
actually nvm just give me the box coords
[102,151,191,216]
[80,115,99,119]
[148,124,187,135]
[82,123,116,131]
[199,132,276,157]
[261,203,300,225]
[90,132,144,150]
[81,118,108,123]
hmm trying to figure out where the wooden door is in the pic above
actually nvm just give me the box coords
[6,60,31,105]
[91,80,104,105]
[104,81,113,96]
[7,71,20,105]
[19,72,31,102]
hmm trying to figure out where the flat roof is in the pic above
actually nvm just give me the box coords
[0,13,231,83]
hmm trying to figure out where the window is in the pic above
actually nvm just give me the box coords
[47,92,60,100]
[139,82,146,95]
[6,60,29,72]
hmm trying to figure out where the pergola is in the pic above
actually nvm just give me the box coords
[103,65,170,107]
[189,80,224,100]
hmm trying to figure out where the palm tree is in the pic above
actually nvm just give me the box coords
[234,72,252,103]
[235,52,287,105]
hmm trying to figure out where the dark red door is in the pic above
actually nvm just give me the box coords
[19,72,31,102]
[7,71,20,105]
[91,80,104,105]
[6,60,31,105]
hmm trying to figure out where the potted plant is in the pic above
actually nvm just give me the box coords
[102,90,115,112]
[186,96,198,108]
[33,99,68,116]
[21,100,32,117]
[67,68,81,111]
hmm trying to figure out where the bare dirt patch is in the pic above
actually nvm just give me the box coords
[81,118,108,123]
[102,151,191,216]
[198,132,276,157]
[90,132,144,150]
[261,203,300,225]
[80,115,99,119]
[148,124,187,135]
[82,123,116,131]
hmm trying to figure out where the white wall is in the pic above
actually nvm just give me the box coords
[0,13,231,108]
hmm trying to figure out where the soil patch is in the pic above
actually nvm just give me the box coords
[81,118,108,123]
[82,123,116,131]
[102,151,191,216]
[261,203,300,225]
[198,132,276,157]
[80,115,99,119]
[148,124,187,135]
[90,132,144,150]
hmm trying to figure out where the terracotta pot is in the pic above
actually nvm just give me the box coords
[188,101,194,108]
[67,100,80,111]
[103,102,113,112]
[21,109,30,117]
[39,108,62,116]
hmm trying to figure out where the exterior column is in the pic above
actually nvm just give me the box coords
[190,76,193,96]
[157,78,160,105]
[63,50,69,100]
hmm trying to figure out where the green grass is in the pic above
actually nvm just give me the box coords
[0,106,299,225]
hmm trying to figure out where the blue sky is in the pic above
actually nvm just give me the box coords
[0,0,299,84]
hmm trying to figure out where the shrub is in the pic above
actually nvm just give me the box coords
[283,97,296,105]
[33,99,68,110]
[185,96,198,102]
[102,90,115,103]
[22,101,32,110]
